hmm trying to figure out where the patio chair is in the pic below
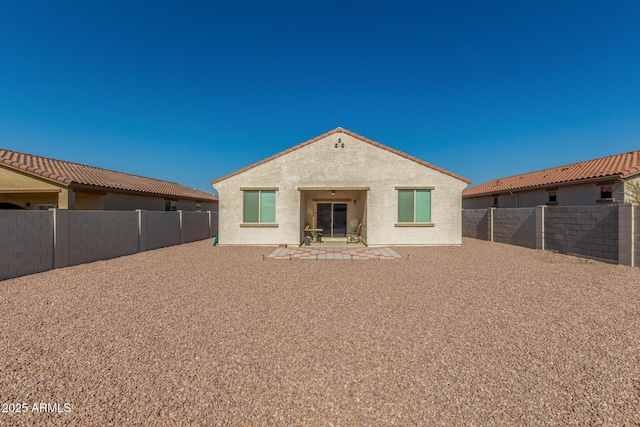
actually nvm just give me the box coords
[347,223,362,244]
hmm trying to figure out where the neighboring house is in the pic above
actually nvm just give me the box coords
[211,127,470,246]
[462,150,640,209]
[0,149,218,211]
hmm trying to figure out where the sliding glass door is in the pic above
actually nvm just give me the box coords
[316,203,348,237]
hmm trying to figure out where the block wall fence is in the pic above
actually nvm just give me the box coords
[463,205,639,266]
[1,209,219,281]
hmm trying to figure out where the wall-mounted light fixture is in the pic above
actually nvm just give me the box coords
[330,190,336,195]
[25,202,31,208]
[353,200,357,205]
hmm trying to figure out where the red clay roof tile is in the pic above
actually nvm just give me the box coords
[463,150,640,197]
[210,128,471,185]
[0,149,217,201]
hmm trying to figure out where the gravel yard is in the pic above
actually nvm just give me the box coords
[1,238,639,425]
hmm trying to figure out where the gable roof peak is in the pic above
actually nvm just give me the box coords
[211,128,471,185]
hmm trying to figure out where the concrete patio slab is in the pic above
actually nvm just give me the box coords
[267,246,402,260]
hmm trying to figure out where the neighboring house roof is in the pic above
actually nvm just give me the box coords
[0,148,218,201]
[463,150,640,198]
[210,127,471,185]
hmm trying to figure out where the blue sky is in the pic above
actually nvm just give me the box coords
[1,1,639,193]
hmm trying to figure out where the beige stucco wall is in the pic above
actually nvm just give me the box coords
[75,192,105,210]
[201,200,218,213]
[176,199,218,212]
[101,193,216,211]
[0,166,63,191]
[102,192,166,211]
[213,132,468,246]
[622,176,640,203]
[463,179,625,209]
[0,165,65,209]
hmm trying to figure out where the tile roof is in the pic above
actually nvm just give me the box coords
[0,149,217,201]
[463,150,640,198]
[210,127,471,185]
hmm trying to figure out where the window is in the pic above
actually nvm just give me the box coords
[36,204,57,210]
[600,185,613,199]
[548,191,557,203]
[165,200,177,211]
[243,190,276,223]
[398,189,431,223]
[492,196,499,207]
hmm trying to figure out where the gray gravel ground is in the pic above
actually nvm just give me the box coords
[1,238,639,426]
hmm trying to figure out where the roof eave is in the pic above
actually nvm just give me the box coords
[462,174,624,198]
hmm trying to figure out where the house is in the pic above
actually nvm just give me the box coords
[462,150,640,209]
[0,148,218,211]
[210,127,470,246]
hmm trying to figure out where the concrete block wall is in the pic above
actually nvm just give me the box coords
[145,211,181,250]
[67,211,139,266]
[0,211,53,280]
[462,205,636,265]
[493,207,536,249]
[462,209,489,240]
[544,206,618,262]
[0,209,217,281]
[183,212,211,243]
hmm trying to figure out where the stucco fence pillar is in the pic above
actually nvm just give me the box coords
[52,208,70,269]
[535,205,545,251]
[618,203,634,266]
[137,209,148,252]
